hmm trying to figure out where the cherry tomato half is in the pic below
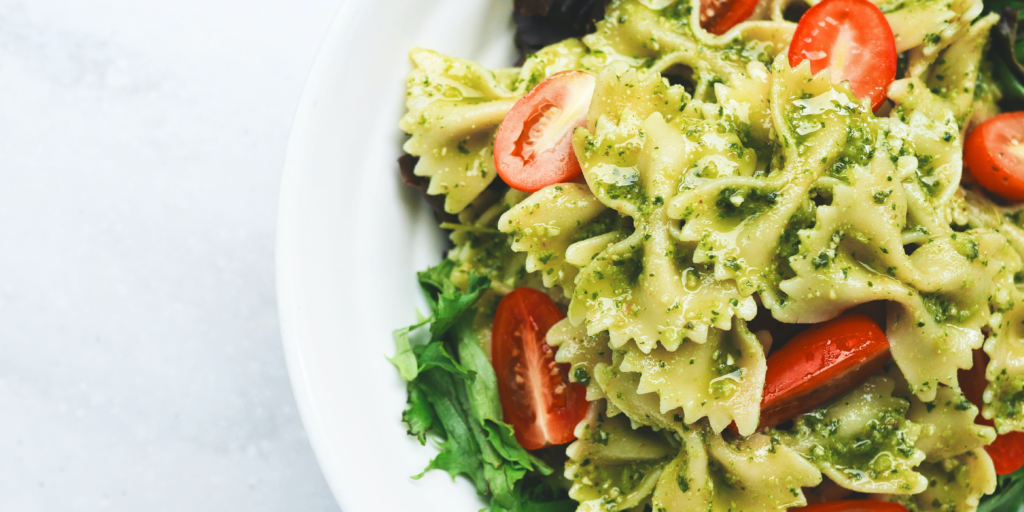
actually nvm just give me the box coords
[788,0,897,112]
[964,112,1024,201]
[494,71,596,193]
[491,288,588,450]
[959,349,1024,474]
[700,0,759,35]
[759,313,891,430]
[791,500,908,512]
[988,430,1024,475]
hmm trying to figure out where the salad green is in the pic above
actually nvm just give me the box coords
[391,259,574,512]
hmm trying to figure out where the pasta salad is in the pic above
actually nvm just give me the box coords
[389,0,1024,510]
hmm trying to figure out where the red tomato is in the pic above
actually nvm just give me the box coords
[491,288,588,450]
[494,71,595,193]
[788,0,897,112]
[988,431,1024,474]
[700,0,760,35]
[791,501,908,512]
[959,349,1024,474]
[964,112,1024,201]
[759,313,891,430]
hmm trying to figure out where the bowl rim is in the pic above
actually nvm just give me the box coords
[275,2,519,509]
[275,0,356,507]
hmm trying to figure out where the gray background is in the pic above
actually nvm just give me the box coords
[0,0,343,509]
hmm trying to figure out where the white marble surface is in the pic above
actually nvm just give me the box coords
[0,1,343,510]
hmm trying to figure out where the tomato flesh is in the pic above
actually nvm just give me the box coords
[959,349,1024,474]
[788,0,897,112]
[759,313,891,430]
[964,112,1024,201]
[491,288,588,450]
[988,431,1024,474]
[700,0,759,35]
[494,71,596,193]
[791,500,908,512]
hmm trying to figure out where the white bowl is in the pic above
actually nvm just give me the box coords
[275,0,519,510]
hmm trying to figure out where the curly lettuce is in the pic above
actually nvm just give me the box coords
[390,259,572,512]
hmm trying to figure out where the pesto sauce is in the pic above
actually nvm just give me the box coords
[597,179,647,206]
[611,245,645,287]
[920,292,973,325]
[709,345,744,397]
[827,125,875,183]
[573,209,624,242]
[715,186,779,220]
[990,371,1024,424]
[775,200,817,281]
[456,230,520,285]
[912,154,942,198]
[786,404,917,482]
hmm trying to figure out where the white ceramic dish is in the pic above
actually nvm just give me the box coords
[276,0,521,510]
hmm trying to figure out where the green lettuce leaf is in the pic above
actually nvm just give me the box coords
[417,259,490,338]
[392,259,569,511]
[492,474,578,512]
[415,341,473,380]
[403,382,441,444]
[388,318,429,381]
[412,368,490,494]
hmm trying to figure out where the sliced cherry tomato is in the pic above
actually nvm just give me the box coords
[759,312,891,430]
[964,112,1024,201]
[494,71,595,193]
[788,0,897,112]
[959,349,1024,474]
[700,0,759,35]
[491,287,588,450]
[791,500,908,512]
[988,429,1024,474]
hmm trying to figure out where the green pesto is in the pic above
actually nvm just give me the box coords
[709,344,743,397]
[456,230,521,285]
[812,252,830,270]
[783,404,917,482]
[573,367,592,386]
[786,95,867,151]
[715,186,779,220]
[989,370,1024,427]
[573,209,625,242]
[734,122,775,168]
[612,247,646,287]
[775,199,817,281]
[920,292,974,325]
[908,154,945,198]
[572,459,664,507]
[828,125,876,183]
[585,244,645,289]
[955,236,980,262]
[596,179,647,206]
